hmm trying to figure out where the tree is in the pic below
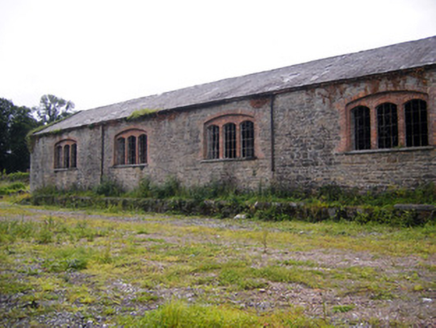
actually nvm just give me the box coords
[0,98,38,173]
[34,94,75,124]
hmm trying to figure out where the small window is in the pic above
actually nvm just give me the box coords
[54,139,77,169]
[207,125,220,159]
[224,123,237,159]
[353,106,371,150]
[138,134,148,164]
[241,121,254,158]
[71,144,77,168]
[377,103,398,149]
[405,99,428,147]
[64,145,70,169]
[55,145,62,169]
[127,136,136,165]
[116,137,126,165]
[114,130,148,166]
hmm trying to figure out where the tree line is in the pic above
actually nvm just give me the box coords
[0,95,75,173]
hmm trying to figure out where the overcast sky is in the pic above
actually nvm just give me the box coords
[1,0,435,111]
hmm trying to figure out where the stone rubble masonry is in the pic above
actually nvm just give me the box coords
[30,68,436,192]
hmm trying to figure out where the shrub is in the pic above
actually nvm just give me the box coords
[0,171,29,182]
[0,182,26,195]
[93,178,123,197]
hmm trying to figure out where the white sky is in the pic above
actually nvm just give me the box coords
[1,0,435,111]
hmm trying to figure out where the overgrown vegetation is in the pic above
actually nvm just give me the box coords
[0,202,434,326]
[30,176,436,227]
[126,108,159,121]
[34,175,436,206]
[0,171,29,196]
[0,171,29,182]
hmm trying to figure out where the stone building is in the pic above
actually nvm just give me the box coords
[30,36,436,193]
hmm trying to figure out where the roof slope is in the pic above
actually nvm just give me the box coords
[37,36,436,134]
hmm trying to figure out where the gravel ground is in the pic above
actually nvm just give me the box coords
[0,204,435,327]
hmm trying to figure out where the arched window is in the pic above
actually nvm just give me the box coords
[54,139,77,169]
[204,115,256,160]
[352,106,371,150]
[405,99,428,147]
[377,103,398,149]
[224,123,237,159]
[241,121,254,158]
[114,130,148,166]
[346,93,430,152]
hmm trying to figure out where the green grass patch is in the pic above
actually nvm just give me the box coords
[117,299,331,327]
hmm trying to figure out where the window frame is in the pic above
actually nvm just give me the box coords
[352,106,371,150]
[204,114,256,161]
[405,99,429,147]
[224,123,237,159]
[240,120,255,158]
[114,129,148,167]
[206,125,220,160]
[345,92,430,152]
[54,139,77,170]
[376,103,398,149]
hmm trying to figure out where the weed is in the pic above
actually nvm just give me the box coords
[117,299,330,327]
[332,304,355,313]
[93,177,124,197]
[132,291,159,303]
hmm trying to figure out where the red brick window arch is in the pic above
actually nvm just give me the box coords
[54,139,77,169]
[347,92,429,151]
[204,115,255,160]
[115,129,147,166]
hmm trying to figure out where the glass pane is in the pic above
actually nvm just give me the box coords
[377,103,398,149]
[138,134,147,164]
[224,123,236,158]
[405,100,428,147]
[207,125,220,159]
[241,121,254,158]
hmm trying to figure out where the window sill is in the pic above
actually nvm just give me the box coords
[54,168,78,172]
[111,164,148,168]
[201,157,257,163]
[340,146,434,155]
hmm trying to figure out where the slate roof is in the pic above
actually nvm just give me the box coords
[37,36,436,135]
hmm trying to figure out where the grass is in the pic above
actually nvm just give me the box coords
[0,201,435,326]
[118,299,331,327]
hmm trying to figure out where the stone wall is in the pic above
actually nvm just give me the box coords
[30,68,436,192]
[273,69,436,191]
[30,125,102,191]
